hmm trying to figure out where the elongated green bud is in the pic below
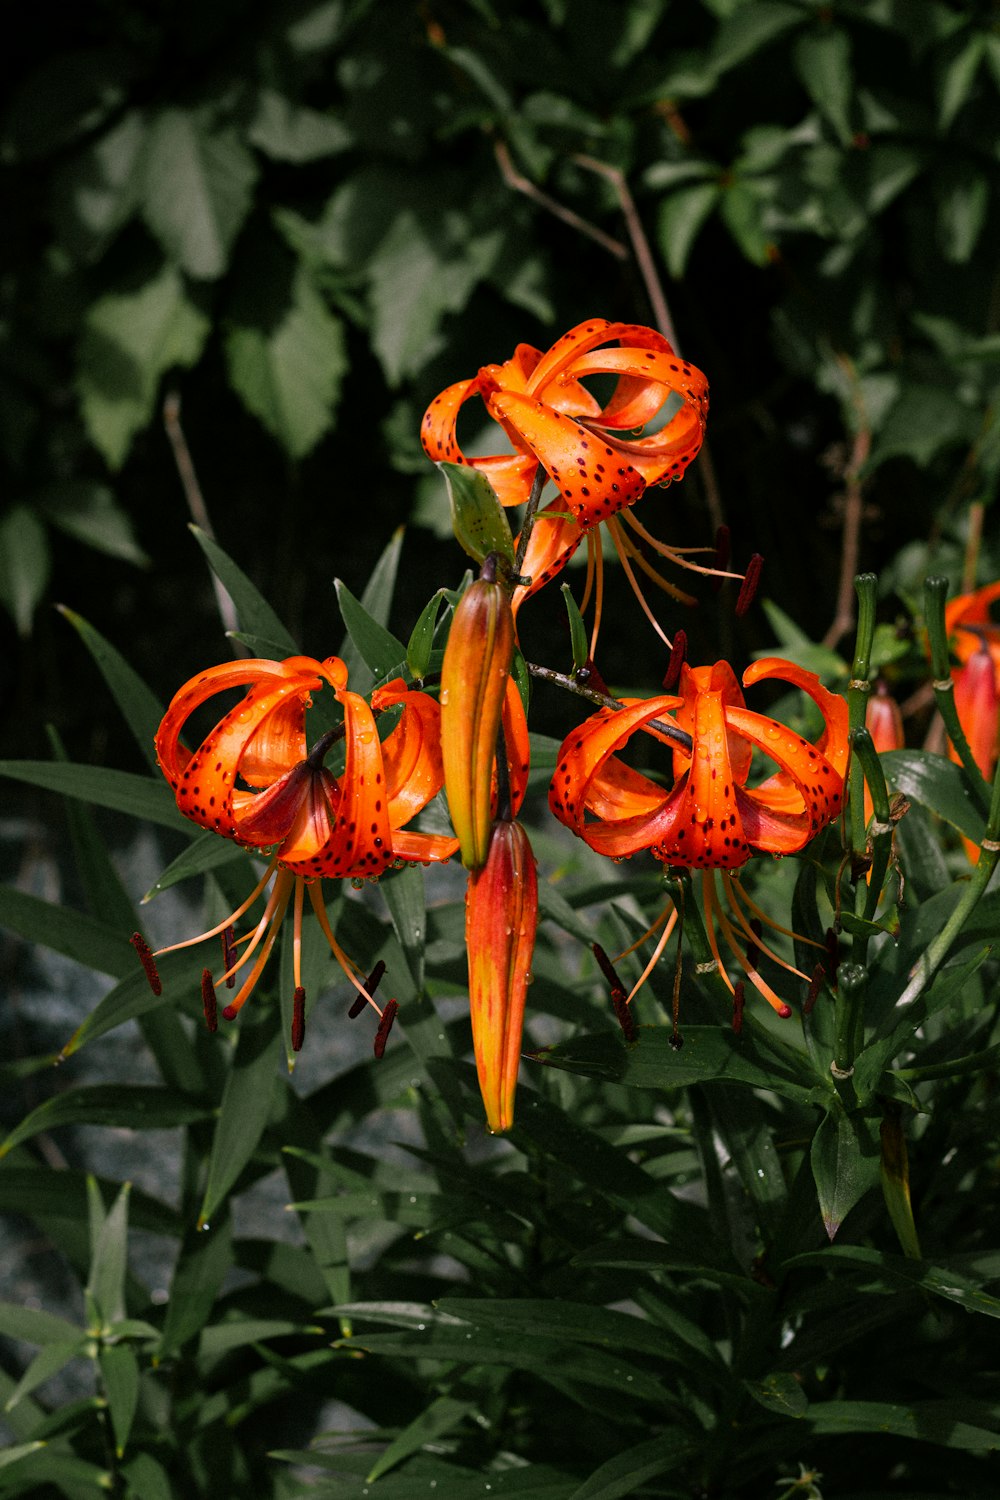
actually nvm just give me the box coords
[441,569,515,869]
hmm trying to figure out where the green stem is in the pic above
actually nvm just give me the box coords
[832,962,866,1082]
[898,1042,1000,1083]
[526,661,694,753]
[851,727,894,923]
[924,575,992,815]
[847,574,877,877]
[514,464,548,577]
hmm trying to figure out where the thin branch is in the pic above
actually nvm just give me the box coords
[571,153,725,535]
[526,660,693,752]
[822,361,872,650]
[163,391,246,654]
[493,138,628,260]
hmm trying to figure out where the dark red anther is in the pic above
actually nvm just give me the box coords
[732,980,745,1035]
[348,959,386,1019]
[221,1002,238,1022]
[373,999,399,1058]
[711,525,730,591]
[745,918,763,974]
[611,988,637,1043]
[131,932,162,996]
[735,554,764,617]
[592,943,621,992]
[201,969,218,1033]
[824,927,840,988]
[804,962,826,1015]
[291,986,306,1052]
[662,629,687,692]
[220,925,237,988]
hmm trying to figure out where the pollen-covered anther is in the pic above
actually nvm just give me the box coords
[735,554,764,617]
[131,932,162,996]
[348,959,386,1019]
[291,986,306,1052]
[373,999,399,1058]
[662,629,687,692]
[201,969,218,1033]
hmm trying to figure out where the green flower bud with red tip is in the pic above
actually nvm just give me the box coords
[465,818,538,1133]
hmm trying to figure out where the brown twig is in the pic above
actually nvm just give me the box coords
[571,153,725,535]
[163,391,247,654]
[493,139,628,260]
[822,358,872,650]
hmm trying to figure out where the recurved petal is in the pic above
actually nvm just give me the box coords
[155,658,301,784]
[523,317,618,394]
[945,578,1000,664]
[512,504,587,614]
[567,345,709,432]
[587,401,706,486]
[743,658,850,778]
[390,829,460,862]
[420,377,478,465]
[489,390,646,528]
[498,676,531,817]
[724,705,845,850]
[372,681,446,829]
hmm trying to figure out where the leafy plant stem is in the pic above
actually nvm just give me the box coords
[526,661,693,751]
[514,465,548,577]
[847,574,877,966]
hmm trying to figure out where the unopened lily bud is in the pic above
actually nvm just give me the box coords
[465,819,538,1132]
[952,645,999,780]
[441,565,515,869]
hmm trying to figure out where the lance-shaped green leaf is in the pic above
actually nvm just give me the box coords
[99,1343,139,1458]
[806,1397,1000,1451]
[567,1429,695,1500]
[158,1216,233,1359]
[406,590,449,682]
[57,945,209,1058]
[0,1087,210,1160]
[86,1179,130,1330]
[439,461,515,567]
[365,1395,478,1484]
[142,829,248,901]
[197,1008,282,1229]
[3,1341,87,1413]
[0,887,133,979]
[880,749,986,842]
[57,608,163,771]
[810,1105,881,1241]
[189,525,298,655]
[0,1304,82,1347]
[334,580,406,682]
[0,761,186,829]
[336,527,405,694]
[0,506,50,636]
[560,583,589,673]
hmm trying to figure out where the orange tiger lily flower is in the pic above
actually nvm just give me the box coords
[143,655,457,1045]
[549,658,848,868]
[421,319,713,635]
[465,818,538,1133]
[945,578,1000,679]
[549,658,848,1017]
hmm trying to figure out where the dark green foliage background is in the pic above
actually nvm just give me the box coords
[2,3,1000,1497]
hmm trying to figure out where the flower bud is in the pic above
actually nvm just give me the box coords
[441,571,515,869]
[465,820,538,1132]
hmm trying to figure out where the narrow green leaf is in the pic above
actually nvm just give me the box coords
[158,1216,233,1358]
[0,506,50,635]
[784,1243,1000,1320]
[439,461,516,567]
[58,945,208,1058]
[142,829,247,900]
[98,1344,139,1457]
[57,608,163,771]
[334,580,407,682]
[189,526,298,654]
[560,584,589,673]
[406,590,448,682]
[0,1087,210,1160]
[794,28,853,143]
[939,33,985,128]
[197,1008,282,1228]
[569,1429,694,1500]
[0,760,186,829]
[0,887,132,978]
[0,1303,82,1347]
[336,527,405,694]
[87,1181,131,1329]
[810,1107,880,1240]
[3,1341,85,1413]
[366,1396,477,1483]
[379,863,426,992]
[806,1398,1000,1451]
[744,1371,809,1417]
[0,1444,46,1475]
[122,1452,174,1500]
[879,749,985,841]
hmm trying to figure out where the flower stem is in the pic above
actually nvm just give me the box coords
[525,661,694,753]
[514,464,548,578]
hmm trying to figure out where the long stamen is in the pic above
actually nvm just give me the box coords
[623,511,743,578]
[728,876,826,953]
[292,876,305,991]
[589,527,605,661]
[710,876,792,1017]
[218,870,290,987]
[624,903,679,1005]
[721,873,811,982]
[307,882,385,1015]
[606,517,674,648]
[612,518,697,606]
[221,872,294,1019]
[613,899,674,963]
[154,857,279,958]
